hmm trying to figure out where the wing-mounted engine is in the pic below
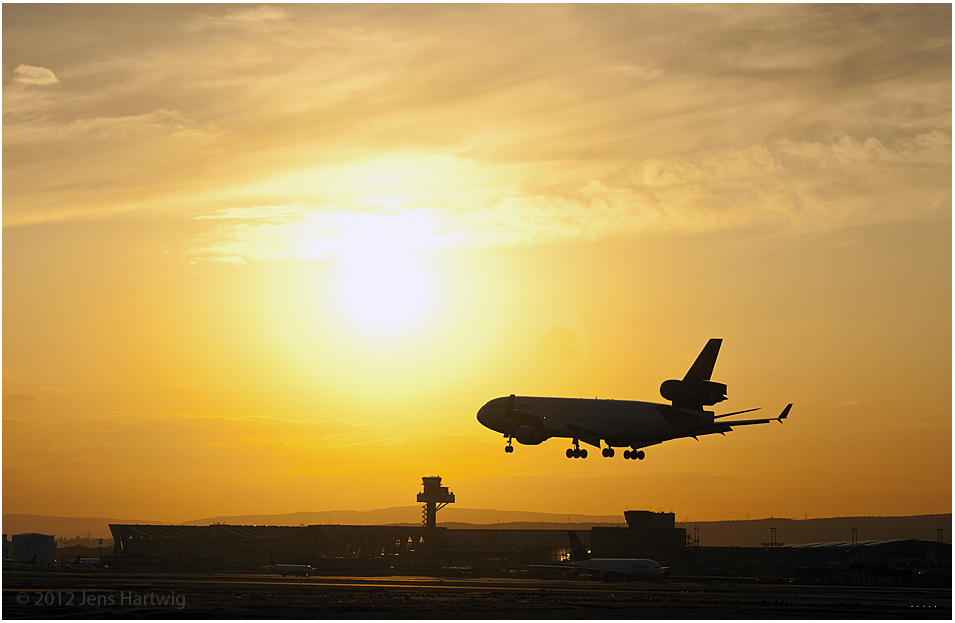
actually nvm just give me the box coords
[514,425,550,445]
[660,338,727,410]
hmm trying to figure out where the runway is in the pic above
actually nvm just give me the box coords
[4,571,950,618]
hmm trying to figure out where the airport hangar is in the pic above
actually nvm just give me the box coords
[110,477,950,587]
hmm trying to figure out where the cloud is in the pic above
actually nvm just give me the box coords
[14,64,59,85]
[184,5,287,31]
[3,4,949,236]
[5,108,214,145]
[188,130,949,264]
[3,393,40,402]
[1,375,64,403]
[194,205,307,220]
[610,63,664,81]
[222,5,287,24]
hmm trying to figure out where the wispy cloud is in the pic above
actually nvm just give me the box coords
[4,3,949,243]
[187,128,949,264]
[14,64,59,85]
[3,393,40,402]
[184,4,288,31]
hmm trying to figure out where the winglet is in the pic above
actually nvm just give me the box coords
[776,404,792,422]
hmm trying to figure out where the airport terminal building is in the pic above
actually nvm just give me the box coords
[108,477,950,586]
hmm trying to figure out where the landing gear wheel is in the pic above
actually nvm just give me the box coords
[602,448,614,458]
[623,450,632,459]
[505,445,514,453]
[566,448,574,459]
[636,450,645,460]
[580,448,587,459]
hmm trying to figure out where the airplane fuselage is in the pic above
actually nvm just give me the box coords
[572,557,666,579]
[476,395,715,449]
[268,564,312,577]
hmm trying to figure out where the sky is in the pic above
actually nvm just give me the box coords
[3,4,951,523]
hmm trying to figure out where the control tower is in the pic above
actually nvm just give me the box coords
[417,476,455,529]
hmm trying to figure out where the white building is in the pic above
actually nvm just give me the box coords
[11,533,56,564]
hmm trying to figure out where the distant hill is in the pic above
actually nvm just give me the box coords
[4,511,950,546]
[184,507,626,527]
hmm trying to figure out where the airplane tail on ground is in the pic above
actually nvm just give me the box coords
[567,530,590,562]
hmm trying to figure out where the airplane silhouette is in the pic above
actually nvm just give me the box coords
[477,339,791,460]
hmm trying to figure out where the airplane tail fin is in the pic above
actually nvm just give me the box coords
[684,338,722,382]
[567,530,590,562]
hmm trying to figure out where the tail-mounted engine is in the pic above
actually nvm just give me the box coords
[660,379,727,409]
[661,338,728,409]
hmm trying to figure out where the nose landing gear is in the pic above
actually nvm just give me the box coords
[504,435,514,453]
[601,447,615,458]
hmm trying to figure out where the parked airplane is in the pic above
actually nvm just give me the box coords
[267,554,312,577]
[3,554,40,571]
[477,338,791,460]
[563,530,667,581]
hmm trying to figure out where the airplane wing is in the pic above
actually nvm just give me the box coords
[503,395,603,448]
[696,404,792,434]
[724,403,791,425]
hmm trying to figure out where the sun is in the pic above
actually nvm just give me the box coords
[332,253,436,338]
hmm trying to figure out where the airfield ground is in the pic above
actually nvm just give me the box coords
[3,572,950,619]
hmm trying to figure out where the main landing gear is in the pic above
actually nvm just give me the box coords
[566,439,587,459]
[599,447,643,459]
[504,436,514,453]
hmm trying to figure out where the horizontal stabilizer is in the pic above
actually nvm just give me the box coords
[714,407,760,419]
[717,418,774,426]
[717,405,792,427]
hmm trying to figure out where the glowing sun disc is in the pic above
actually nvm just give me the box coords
[333,255,434,336]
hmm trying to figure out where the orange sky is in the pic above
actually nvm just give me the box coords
[3,4,951,523]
